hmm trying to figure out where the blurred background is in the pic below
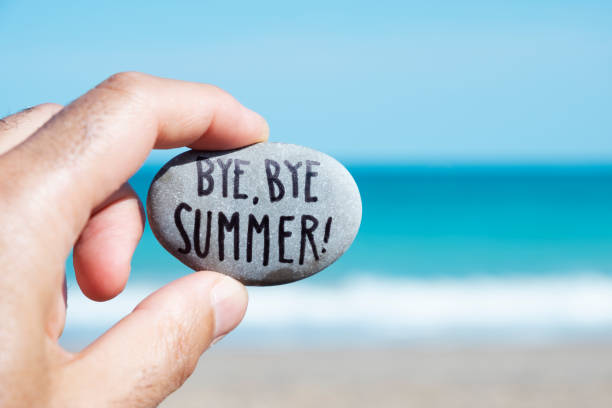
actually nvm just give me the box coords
[2,1,612,406]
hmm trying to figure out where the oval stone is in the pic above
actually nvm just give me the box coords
[147,142,362,285]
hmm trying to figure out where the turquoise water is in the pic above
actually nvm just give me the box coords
[125,164,612,282]
[62,164,612,347]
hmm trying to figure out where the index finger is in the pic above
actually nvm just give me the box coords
[0,72,268,256]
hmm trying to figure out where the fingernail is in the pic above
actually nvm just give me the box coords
[243,107,269,141]
[258,117,270,141]
[211,276,248,342]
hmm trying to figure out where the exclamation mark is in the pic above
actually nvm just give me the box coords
[322,217,332,253]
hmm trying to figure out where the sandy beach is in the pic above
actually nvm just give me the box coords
[160,343,612,408]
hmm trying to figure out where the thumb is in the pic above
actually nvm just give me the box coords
[59,272,247,408]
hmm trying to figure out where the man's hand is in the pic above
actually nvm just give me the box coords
[0,72,268,407]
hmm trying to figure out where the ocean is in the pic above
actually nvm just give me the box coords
[60,163,612,349]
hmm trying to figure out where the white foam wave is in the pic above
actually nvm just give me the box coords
[62,273,612,346]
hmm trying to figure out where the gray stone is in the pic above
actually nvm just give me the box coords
[147,142,362,285]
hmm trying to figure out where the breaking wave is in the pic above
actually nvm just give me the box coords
[61,271,612,348]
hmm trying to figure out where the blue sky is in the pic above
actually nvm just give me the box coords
[1,1,611,162]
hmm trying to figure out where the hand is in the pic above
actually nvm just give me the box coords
[0,72,268,407]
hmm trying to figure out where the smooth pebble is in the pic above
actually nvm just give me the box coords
[147,142,362,285]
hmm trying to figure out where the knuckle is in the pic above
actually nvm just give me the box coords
[96,72,149,104]
[201,83,224,94]
[200,83,233,103]
[102,71,146,89]
[92,72,154,123]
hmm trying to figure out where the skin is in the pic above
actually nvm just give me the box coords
[0,72,269,407]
